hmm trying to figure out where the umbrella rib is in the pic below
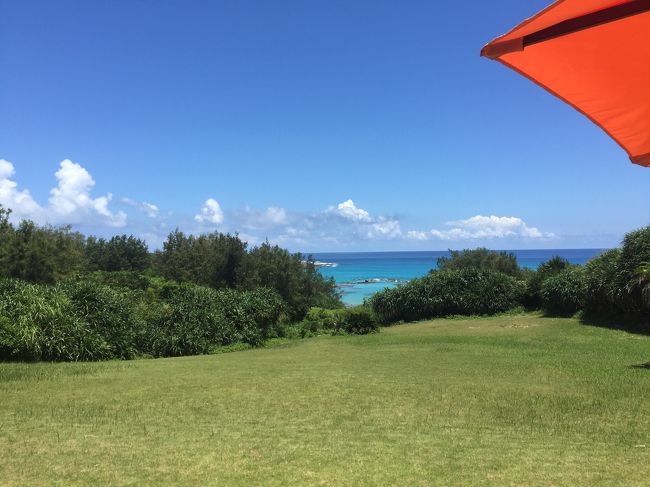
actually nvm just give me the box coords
[524,0,650,46]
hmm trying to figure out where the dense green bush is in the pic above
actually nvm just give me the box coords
[0,279,110,361]
[144,284,234,357]
[522,256,571,309]
[80,270,153,291]
[617,226,650,314]
[298,307,344,336]
[240,287,287,341]
[540,267,586,317]
[632,263,650,309]
[342,306,379,335]
[298,306,378,336]
[583,249,623,316]
[0,276,289,361]
[436,248,521,276]
[370,269,524,324]
[58,279,142,359]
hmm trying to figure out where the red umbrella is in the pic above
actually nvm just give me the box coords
[482,0,650,167]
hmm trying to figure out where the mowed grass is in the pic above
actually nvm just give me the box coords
[1,315,649,486]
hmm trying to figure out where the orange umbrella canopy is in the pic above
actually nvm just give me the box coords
[482,0,650,167]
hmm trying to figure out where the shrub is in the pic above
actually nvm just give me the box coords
[58,279,142,359]
[342,306,379,335]
[631,263,650,309]
[370,269,524,324]
[617,226,650,313]
[298,307,346,336]
[143,283,287,357]
[82,270,152,291]
[583,249,623,316]
[240,287,286,340]
[540,267,586,317]
[522,256,572,309]
[298,306,378,336]
[144,284,237,357]
[0,279,110,361]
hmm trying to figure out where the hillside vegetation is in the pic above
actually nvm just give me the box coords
[1,202,648,362]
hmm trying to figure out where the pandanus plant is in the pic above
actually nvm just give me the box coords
[630,262,650,308]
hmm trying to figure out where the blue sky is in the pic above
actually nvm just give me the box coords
[1,0,648,251]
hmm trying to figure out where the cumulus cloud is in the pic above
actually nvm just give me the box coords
[1,162,557,251]
[307,199,403,242]
[0,159,43,221]
[47,159,127,227]
[328,199,371,222]
[365,219,402,239]
[195,198,224,225]
[0,159,126,227]
[406,215,553,241]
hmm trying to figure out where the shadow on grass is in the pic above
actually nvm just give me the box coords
[630,362,650,370]
[577,312,650,337]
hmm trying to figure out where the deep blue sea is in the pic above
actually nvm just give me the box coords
[313,249,607,306]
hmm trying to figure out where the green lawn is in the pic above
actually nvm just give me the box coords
[1,315,649,486]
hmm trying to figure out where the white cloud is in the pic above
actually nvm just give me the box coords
[48,159,127,227]
[328,199,371,222]
[0,158,126,227]
[1,163,557,251]
[406,230,429,241]
[0,159,44,221]
[122,197,160,218]
[262,206,288,225]
[365,219,402,239]
[195,198,224,225]
[235,205,289,229]
[407,215,554,241]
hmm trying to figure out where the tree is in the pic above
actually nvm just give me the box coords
[0,218,85,283]
[436,248,520,276]
[85,235,150,272]
[153,230,247,288]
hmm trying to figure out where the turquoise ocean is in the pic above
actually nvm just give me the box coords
[312,249,606,306]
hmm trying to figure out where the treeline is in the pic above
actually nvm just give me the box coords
[0,206,351,361]
[371,225,650,329]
